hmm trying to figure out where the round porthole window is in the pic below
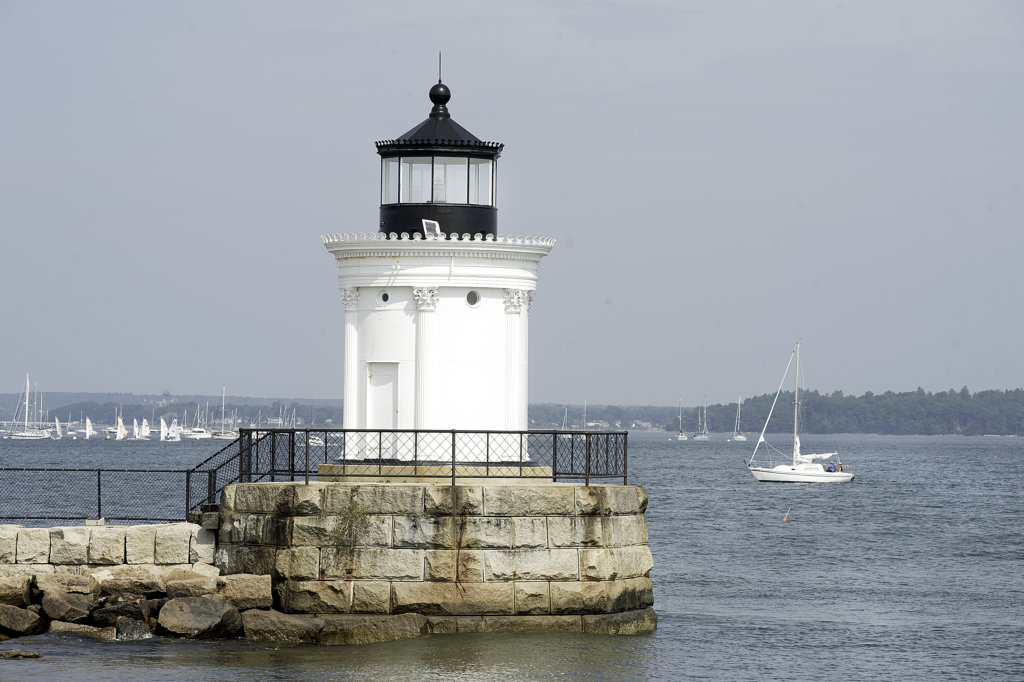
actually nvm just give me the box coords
[466,290,480,307]
[377,290,390,305]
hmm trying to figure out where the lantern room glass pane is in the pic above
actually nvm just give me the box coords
[433,157,468,204]
[400,157,432,203]
[469,158,493,206]
[381,158,399,204]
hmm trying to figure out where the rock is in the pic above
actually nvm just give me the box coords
[165,578,218,598]
[47,620,117,640]
[240,609,323,643]
[0,525,20,563]
[88,526,126,565]
[155,524,198,565]
[34,574,99,597]
[90,598,145,627]
[316,613,430,645]
[0,604,45,637]
[41,591,96,623]
[582,607,658,635]
[0,576,31,607]
[14,529,50,564]
[99,576,166,599]
[157,595,242,639]
[0,649,42,659]
[217,574,272,610]
[48,527,90,565]
[115,616,153,640]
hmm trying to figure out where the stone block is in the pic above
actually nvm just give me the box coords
[289,514,391,548]
[424,550,484,583]
[214,544,276,576]
[352,581,391,613]
[325,484,424,516]
[511,517,548,548]
[391,582,514,615]
[483,549,579,581]
[276,580,352,614]
[155,524,197,564]
[0,563,53,577]
[514,581,550,615]
[42,590,97,622]
[575,485,648,516]
[217,574,272,610]
[49,620,117,640]
[480,615,582,632]
[274,547,320,581]
[483,485,575,516]
[580,546,654,581]
[279,484,327,515]
[582,607,658,635]
[125,525,157,564]
[15,528,50,563]
[231,484,288,513]
[199,512,220,530]
[550,577,654,615]
[392,515,457,549]
[190,528,216,564]
[241,608,324,642]
[36,573,99,596]
[98,576,166,599]
[49,527,90,565]
[460,517,512,549]
[321,548,423,581]
[423,485,484,515]
[316,613,429,645]
[88,526,126,565]
[548,515,644,548]
[166,577,218,598]
[219,485,237,512]
[0,525,20,563]
[0,576,31,607]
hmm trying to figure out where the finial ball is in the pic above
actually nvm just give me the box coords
[429,82,451,106]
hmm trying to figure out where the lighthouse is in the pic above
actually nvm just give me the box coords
[323,80,554,443]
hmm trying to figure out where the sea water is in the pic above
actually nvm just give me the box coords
[1,432,1022,680]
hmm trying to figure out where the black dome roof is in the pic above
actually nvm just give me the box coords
[376,81,503,157]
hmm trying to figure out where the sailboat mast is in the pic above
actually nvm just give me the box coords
[793,341,801,464]
[23,373,30,431]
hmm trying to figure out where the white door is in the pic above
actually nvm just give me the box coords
[367,363,399,430]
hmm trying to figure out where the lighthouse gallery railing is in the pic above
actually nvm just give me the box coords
[185,428,628,515]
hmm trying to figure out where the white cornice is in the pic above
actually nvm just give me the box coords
[322,232,555,261]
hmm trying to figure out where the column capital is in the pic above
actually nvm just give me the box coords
[413,287,439,311]
[504,288,530,314]
[340,287,360,311]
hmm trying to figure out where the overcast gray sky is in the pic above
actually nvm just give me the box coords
[2,1,1022,407]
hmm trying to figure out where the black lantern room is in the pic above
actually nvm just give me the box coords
[376,81,503,238]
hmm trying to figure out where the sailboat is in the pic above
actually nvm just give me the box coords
[747,342,854,483]
[159,417,169,441]
[52,417,63,440]
[692,397,710,441]
[167,418,182,442]
[115,416,128,441]
[676,398,688,441]
[140,418,152,439]
[212,386,238,440]
[84,417,96,440]
[731,397,747,442]
[10,373,49,439]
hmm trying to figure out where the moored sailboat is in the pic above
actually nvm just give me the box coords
[747,342,853,483]
[731,397,747,442]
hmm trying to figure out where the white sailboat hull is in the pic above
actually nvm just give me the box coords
[748,464,854,483]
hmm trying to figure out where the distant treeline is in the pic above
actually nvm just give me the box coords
[4,387,1022,436]
[532,387,1024,436]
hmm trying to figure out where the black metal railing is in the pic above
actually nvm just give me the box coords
[0,468,190,523]
[1,429,627,523]
[184,428,627,515]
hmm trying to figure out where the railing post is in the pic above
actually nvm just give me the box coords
[304,430,310,485]
[623,432,628,485]
[207,469,217,506]
[185,471,191,519]
[552,432,558,482]
[585,433,591,486]
[451,429,457,486]
[289,431,296,482]
[96,469,102,519]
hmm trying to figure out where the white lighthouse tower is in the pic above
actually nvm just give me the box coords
[323,80,553,442]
